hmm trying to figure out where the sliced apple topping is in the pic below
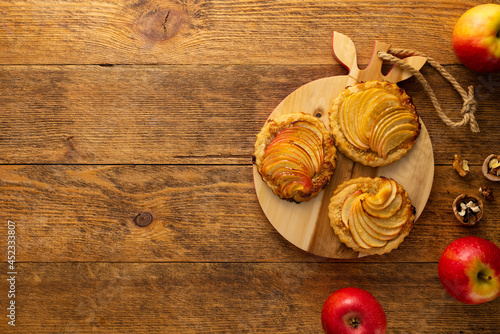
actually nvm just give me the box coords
[363,192,403,219]
[338,86,419,158]
[363,178,394,207]
[368,203,410,229]
[369,112,413,151]
[368,106,404,137]
[350,196,387,248]
[361,210,402,240]
[260,120,325,199]
[339,178,411,251]
[341,190,363,228]
[379,129,418,159]
[348,197,373,249]
[339,94,368,150]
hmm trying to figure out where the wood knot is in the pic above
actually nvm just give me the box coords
[136,8,185,42]
[314,107,324,118]
[134,212,154,227]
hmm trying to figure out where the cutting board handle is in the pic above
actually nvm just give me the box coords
[332,31,427,84]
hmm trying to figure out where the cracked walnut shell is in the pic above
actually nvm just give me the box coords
[452,194,483,226]
[482,154,500,181]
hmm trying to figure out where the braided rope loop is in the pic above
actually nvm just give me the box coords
[378,49,479,133]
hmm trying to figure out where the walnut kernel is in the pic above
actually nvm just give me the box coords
[453,154,469,177]
[479,185,494,201]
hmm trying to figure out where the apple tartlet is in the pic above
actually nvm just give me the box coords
[254,113,337,203]
[330,81,420,167]
[328,177,415,255]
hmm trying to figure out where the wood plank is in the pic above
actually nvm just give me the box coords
[2,262,498,333]
[0,65,498,165]
[0,64,341,164]
[1,165,498,263]
[0,0,478,65]
[399,68,500,166]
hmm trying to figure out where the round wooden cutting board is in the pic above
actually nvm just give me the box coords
[253,32,434,259]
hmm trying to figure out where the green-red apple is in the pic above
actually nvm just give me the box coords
[452,4,500,73]
[438,236,500,304]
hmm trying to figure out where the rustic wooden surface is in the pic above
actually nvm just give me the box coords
[1,1,499,333]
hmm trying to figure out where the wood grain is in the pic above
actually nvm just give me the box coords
[0,65,498,165]
[0,165,498,263]
[0,0,480,65]
[1,1,499,332]
[1,262,499,333]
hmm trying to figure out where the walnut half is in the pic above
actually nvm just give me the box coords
[453,154,469,177]
[482,154,500,181]
[452,194,483,226]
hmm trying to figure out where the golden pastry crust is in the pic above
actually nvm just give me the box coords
[328,177,415,255]
[330,81,420,167]
[254,112,337,202]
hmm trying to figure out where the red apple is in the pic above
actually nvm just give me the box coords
[438,236,500,305]
[452,4,500,73]
[321,287,387,334]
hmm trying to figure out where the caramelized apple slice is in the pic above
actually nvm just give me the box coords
[338,95,354,145]
[364,178,393,206]
[358,205,401,240]
[340,94,369,150]
[359,93,400,144]
[348,198,372,249]
[376,122,417,154]
[363,192,403,218]
[262,158,309,181]
[276,126,322,149]
[368,106,406,146]
[341,190,363,228]
[263,143,315,176]
[342,91,371,150]
[357,88,399,145]
[370,110,412,144]
[370,111,415,154]
[357,89,384,129]
[273,127,323,172]
[379,129,419,159]
[364,179,398,210]
[278,171,312,195]
[293,127,324,170]
[351,199,387,248]
[368,204,410,229]
[292,121,324,144]
[360,205,403,237]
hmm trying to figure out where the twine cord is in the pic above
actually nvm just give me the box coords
[377,48,479,132]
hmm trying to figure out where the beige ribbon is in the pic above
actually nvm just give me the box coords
[378,49,479,132]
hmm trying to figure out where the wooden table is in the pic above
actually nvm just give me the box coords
[1,1,499,333]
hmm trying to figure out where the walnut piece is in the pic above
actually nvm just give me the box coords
[479,185,494,201]
[457,199,481,225]
[453,154,469,177]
